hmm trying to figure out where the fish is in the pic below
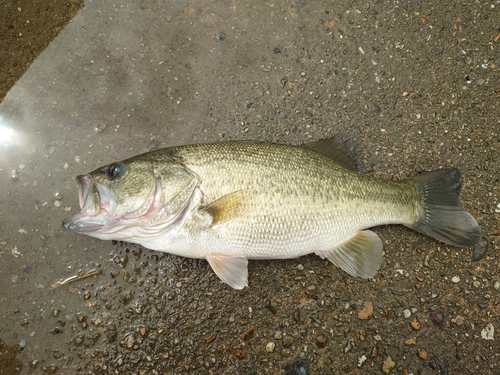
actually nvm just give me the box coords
[63,136,481,289]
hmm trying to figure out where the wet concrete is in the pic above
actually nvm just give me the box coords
[0,0,498,374]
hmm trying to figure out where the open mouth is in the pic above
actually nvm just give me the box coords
[77,174,98,215]
[62,174,110,232]
[63,173,157,234]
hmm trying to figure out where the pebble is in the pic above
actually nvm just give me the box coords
[125,334,135,348]
[283,336,294,348]
[418,349,428,360]
[381,356,396,374]
[241,325,254,340]
[266,342,275,352]
[358,300,373,320]
[481,323,494,340]
[411,317,421,331]
[274,331,283,340]
[451,315,465,326]
[293,309,300,323]
[451,275,460,283]
[19,339,27,349]
[494,281,500,291]
[315,334,327,348]
[403,309,411,318]
[404,337,417,346]
[429,311,444,326]
[297,264,304,271]
[359,329,366,341]
[358,354,367,367]
[282,359,309,375]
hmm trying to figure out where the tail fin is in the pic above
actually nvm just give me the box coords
[408,169,481,247]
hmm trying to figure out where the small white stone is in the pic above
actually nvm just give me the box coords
[403,309,411,319]
[266,342,275,353]
[494,281,500,291]
[481,323,494,340]
[358,354,367,367]
[297,264,304,271]
[451,276,460,284]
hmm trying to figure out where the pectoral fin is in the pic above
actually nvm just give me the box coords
[206,253,249,289]
[316,230,383,278]
[204,190,249,227]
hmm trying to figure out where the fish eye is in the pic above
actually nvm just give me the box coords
[106,164,123,180]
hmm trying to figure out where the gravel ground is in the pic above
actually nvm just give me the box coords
[0,1,499,374]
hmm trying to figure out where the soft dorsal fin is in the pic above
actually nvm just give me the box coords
[300,135,360,171]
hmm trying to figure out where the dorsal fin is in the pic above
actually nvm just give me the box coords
[300,135,360,171]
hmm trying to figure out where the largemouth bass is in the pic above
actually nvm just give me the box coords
[63,137,481,289]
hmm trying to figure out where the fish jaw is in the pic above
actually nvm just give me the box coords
[63,172,194,243]
[63,174,123,236]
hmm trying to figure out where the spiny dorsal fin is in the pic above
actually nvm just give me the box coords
[300,135,360,171]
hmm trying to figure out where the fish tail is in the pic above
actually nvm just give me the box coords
[408,168,481,247]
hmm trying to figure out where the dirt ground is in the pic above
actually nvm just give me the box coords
[0,0,83,103]
[0,1,499,375]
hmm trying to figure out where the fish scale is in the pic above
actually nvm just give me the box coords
[63,137,481,289]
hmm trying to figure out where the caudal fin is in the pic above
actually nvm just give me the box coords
[408,169,481,247]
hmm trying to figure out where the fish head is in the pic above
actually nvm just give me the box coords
[63,156,162,239]
[63,151,200,244]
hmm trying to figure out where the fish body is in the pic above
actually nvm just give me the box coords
[63,137,481,289]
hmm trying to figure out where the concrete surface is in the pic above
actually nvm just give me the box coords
[0,0,499,374]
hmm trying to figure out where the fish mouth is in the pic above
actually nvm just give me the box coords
[63,174,117,233]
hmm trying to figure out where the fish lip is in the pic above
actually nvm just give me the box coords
[62,214,104,233]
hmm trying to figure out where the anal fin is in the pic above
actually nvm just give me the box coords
[206,253,249,289]
[316,230,383,278]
